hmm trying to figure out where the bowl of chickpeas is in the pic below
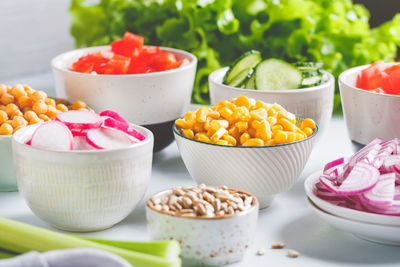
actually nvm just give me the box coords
[174,96,318,208]
[0,83,88,191]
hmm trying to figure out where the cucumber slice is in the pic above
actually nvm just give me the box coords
[302,75,323,87]
[244,72,256,89]
[223,50,262,86]
[254,59,302,90]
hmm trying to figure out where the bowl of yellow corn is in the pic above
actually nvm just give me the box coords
[173,96,318,208]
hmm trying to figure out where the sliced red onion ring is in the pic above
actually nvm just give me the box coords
[362,173,395,206]
[323,157,345,175]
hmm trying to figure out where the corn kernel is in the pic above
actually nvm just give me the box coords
[195,133,210,143]
[274,130,288,144]
[193,122,204,133]
[219,107,233,120]
[271,124,283,134]
[233,96,250,109]
[286,132,296,143]
[277,111,296,122]
[250,108,268,121]
[240,132,250,145]
[267,116,277,126]
[295,133,306,141]
[216,140,229,146]
[175,119,190,129]
[222,134,237,146]
[267,108,277,117]
[207,110,220,119]
[228,126,240,140]
[303,127,314,137]
[210,127,228,143]
[278,118,298,132]
[255,120,272,141]
[204,117,213,131]
[182,129,194,139]
[255,100,272,110]
[210,120,229,130]
[242,138,264,146]
[235,121,248,133]
[184,111,196,127]
[196,107,208,123]
[301,118,316,130]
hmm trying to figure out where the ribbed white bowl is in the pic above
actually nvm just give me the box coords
[174,124,318,208]
[12,124,154,232]
[209,67,334,138]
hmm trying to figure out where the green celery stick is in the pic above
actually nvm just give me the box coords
[78,237,180,260]
[0,217,181,267]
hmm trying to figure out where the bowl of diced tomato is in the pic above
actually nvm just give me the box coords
[52,32,197,152]
[339,61,400,146]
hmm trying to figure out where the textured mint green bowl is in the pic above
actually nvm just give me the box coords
[0,135,17,191]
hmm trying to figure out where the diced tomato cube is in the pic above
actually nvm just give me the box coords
[357,61,386,90]
[385,69,400,95]
[72,61,94,73]
[128,59,150,74]
[151,52,177,71]
[106,55,131,74]
[123,32,144,50]
[384,65,400,75]
[138,46,161,63]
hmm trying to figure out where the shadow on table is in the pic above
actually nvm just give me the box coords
[277,212,400,265]
[152,152,188,176]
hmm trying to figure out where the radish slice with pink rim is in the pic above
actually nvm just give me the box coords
[362,173,395,206]
[30,121,73,151]
[86,126,138,149]
[100,110,129,126]
[56,110,103,130]
[320,162,379,195]
[103,118,145,141]
[73,135,96,150]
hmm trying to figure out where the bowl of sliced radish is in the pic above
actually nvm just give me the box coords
[12,110,153,232]
[209,52,334,138]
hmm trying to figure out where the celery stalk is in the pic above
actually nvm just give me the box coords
[78,237,180,260]
[0,217,181,267]
[0,250,16,259]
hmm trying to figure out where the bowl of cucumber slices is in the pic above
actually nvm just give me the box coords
[209,50,334,137]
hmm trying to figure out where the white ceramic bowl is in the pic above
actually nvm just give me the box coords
[173,121,318,209]
[209,67,334,137]
[52,46,197,152]
[307,197,400,246]
[339,63,400,145]
[0,135,17,191]
[305,170,400,226]
[12,123,154,232]
[146,188,259,266]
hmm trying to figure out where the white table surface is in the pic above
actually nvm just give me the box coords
[1,73,400,266]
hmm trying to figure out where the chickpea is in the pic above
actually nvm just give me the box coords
[39,114,50,121]
[5,103,18,116]
[32,101,48,115]
[24,110,38,121]
[45,98,56,107]
[0,84,7,97]
[17,95,32,109]
[46,105,59,120]
[0,110,8,124]
[71,100,86,110]
[0,123,13,135]
[11,110,23,119]
[29,116,43,125]
[11,84,27,98]
[12,116,27,128]
[31,91,47,102]
[56,103,68,112]
[23,85,35,96]
[1,93,14,105]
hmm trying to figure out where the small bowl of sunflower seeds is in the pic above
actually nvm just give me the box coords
[146,184,259,266]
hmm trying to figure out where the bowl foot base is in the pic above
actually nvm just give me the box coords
[355,234,400,246]
[51,224,115,233]
[142,120,175,152]
[258,195,275,209]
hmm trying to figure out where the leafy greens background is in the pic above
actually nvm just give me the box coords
[70,0,400,112]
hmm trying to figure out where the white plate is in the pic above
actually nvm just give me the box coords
[307,197,400,246]
[304,170,400,226]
